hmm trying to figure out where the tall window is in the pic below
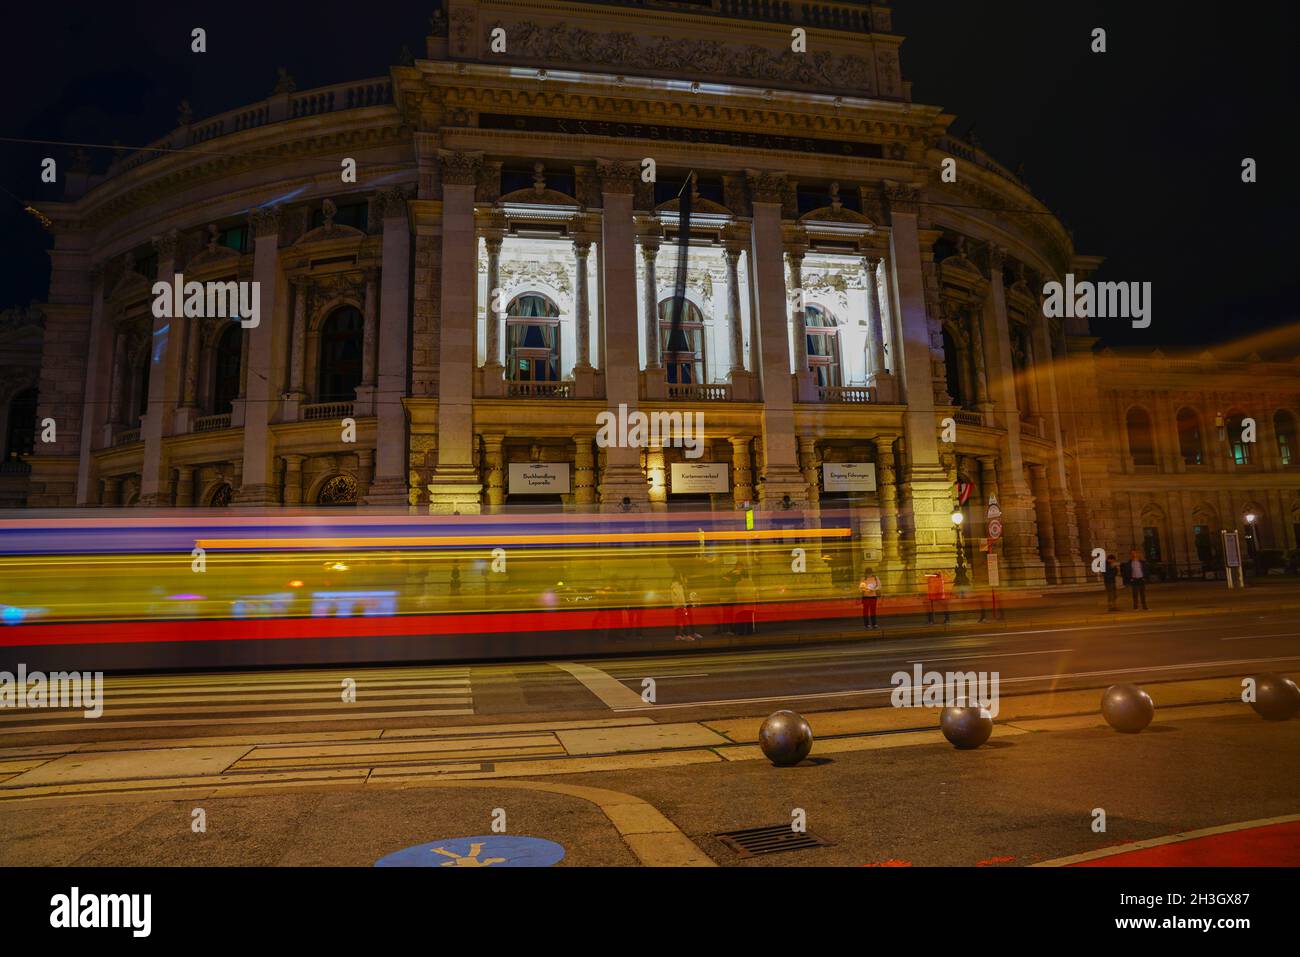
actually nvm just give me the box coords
[804,303,841,388]
[1176,407,1203,465]
[317,306,364,401]
[942,325,973,409]
[658,298,705,384]
[134,358,151,420]
[1227,410,1251,465]
[4,387,37,462]
[1275,410,1296,466]
[506,294,560,382]
[1126,407,1155,467]
[213,324,242,414]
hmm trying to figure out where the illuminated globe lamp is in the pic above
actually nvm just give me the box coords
[951,508,966,579]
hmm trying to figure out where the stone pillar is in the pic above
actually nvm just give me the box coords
[76,269,109,504]
[182,311,201,407]
[573,435,596,508]
[724,242,757,401]
[570,235,597,397]
[356,448,374,499]
[481,233,505,393]
[798,435,821,518]
[364,187,415,505]
[281,454,305,506]
[174,465,196,507]
[1032,293,1085,581]
[428,153,484,513]
[107,328,127,425]
[101,475,122,507]
[140,230,183,505]
[862,255,897,402]
[730,436,754,508]
[352,268,379,416]
[233,207,284,505]
[647,445,668,512]
[284,278,309,415]
[975,246,1044,583]
[1029,463,1060,582]
[483,434,505,510]
[875,435,903,580]
[641,237,661,369]
[883,183,955,581]
[596,161,650,510]
[970,313,993,414]
[747,171,807,507]
[788,246,818,403]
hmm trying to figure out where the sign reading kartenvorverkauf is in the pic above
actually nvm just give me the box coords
[670,462,730,494]
[822,462,877,493]
[508,463,571,494]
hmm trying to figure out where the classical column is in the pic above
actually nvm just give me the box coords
[883,182,954,582]
[596,160,650,510]
[233,206,285,505]
[640,237,661,369]
[862,255,897,403]
[573,435,596,508]
[573,238,592,371]
[428,152,484,513]
[364,186,415,505]
[875,435,902,578]
[1032,290,1085,581]
[281,454,305,506]
[484,234,503,369]
[361,269,378,388]
[140,230,182,505]
[969,314,993,413]
[746,170,807,507]
[287,278,308,398]
[107,328,127,425]
[174,465,196,507]
[798,435,821,518]
[482,434,505,510]
[1029,464,1060,582]
[788,247,810,373]
[77,268,109,504]
[647,445,668,511]
[730,436,754,508]
[725,246,745,373]
[356,448,374,500]
[182,313,201,408]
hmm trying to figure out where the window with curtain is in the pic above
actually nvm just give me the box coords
[804,303,841,388]
[658,297,705,385]
[1227,410,1252,465]
[506,293,560,382]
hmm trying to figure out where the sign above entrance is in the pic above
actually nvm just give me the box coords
[508,463,570,495]
[822,463,877,493]
[671,462,729,494]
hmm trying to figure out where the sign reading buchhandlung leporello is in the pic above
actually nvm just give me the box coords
[508,463,571,495]
[822,463,877,493]
[670,463,730,494]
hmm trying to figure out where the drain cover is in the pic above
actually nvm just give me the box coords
[715,825,831,857]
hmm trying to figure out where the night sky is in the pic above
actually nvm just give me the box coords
[3,1,1297,353]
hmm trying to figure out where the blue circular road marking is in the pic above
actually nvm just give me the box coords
[375,835,565,868]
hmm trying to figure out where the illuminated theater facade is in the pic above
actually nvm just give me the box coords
[20,0,1297,587]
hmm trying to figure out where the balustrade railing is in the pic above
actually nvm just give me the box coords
[817,386,874,404]
[506,381,573,399]
[303,402,354,421]
[195,413,232,433]
[667,383,733,401]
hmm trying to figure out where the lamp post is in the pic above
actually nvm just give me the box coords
[951,508,967,584]
[1244,511,1259,571]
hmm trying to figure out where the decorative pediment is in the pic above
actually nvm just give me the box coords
[294,199,366,246]
[499,187,580,208]
[656,195,731,217]
[187,225,241,270]
[799,205,871,225]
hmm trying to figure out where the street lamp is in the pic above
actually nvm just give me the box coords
[951,508,967,581]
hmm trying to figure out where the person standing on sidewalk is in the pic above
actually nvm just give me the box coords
[859,567,881,631]
[1127,549,1149,610]
[670,571,698,641]
[1103,553,1120,612]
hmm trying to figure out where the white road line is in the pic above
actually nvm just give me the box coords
[609,654,1300,711]
[908,649,1073,665]
[551,662,647,709]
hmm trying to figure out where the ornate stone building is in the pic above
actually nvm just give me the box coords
[14,0,1297,588]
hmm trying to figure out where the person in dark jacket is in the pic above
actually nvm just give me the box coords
[1103,553,1119,612]
[1125,549,1149,610]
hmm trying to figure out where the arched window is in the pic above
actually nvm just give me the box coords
[1226,410,1251,465]
[208,482,232,507]
[803,303,841,388]
[1275,410,1297,466]
[1176,407,1203,466]
[317,306,364,401]
[657,297,705,385]
[1126,407,1155,467]
[4,387,37,463]
[317,474,359,506]
[506,293,560,382]
[213,324,242,414]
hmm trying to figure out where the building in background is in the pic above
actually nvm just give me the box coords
[10,0,1298,588]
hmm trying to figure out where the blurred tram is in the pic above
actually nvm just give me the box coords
[0,509,865,672]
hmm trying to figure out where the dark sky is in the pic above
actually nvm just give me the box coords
[3,2,1297,352]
